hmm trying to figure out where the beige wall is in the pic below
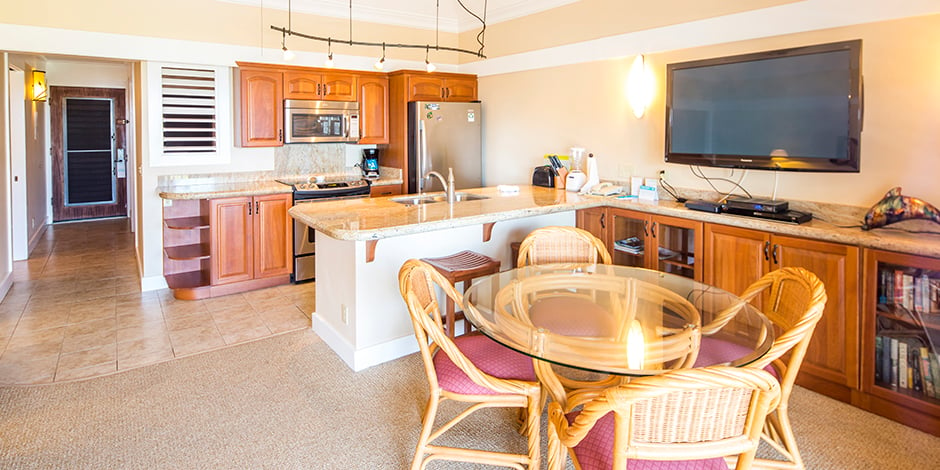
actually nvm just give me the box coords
[459,0,798,61]
[480,13,940,208]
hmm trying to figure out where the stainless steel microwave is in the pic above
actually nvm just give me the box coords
[284,99,359,144]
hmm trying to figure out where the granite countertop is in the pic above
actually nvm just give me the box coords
[158,180,293,200]
[288,185,940,258]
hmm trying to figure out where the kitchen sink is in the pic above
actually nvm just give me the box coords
[391,193,490,205]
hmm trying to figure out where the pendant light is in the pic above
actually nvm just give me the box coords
[374,43,386,70]
[425,46,436,73]
[281,0,294,61]
[325,38,335,67]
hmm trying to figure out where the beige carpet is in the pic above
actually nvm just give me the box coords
[0,329,938,469]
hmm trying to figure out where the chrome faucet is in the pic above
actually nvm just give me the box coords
[423,168,456,203]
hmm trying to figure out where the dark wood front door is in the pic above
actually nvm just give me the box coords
[50,86,127,222]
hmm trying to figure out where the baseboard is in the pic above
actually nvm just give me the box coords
[0,270,12,302]
[140,274,168,292]
[311,313,419,372]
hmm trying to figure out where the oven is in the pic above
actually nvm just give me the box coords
[277,178,371,282]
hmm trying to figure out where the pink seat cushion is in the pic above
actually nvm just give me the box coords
[566,411,728,470]
[694,337,779,379]
[529,296,614,336]
[433,334,537,395]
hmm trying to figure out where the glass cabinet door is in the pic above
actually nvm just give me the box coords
[868,253,940,407]
[610,211,648,269]
[654,217,701,281]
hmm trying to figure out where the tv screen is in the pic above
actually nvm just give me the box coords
[665,40,862,172]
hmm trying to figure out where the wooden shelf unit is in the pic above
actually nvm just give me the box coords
[162,199,212,299]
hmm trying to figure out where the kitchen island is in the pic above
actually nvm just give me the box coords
[288,186,598,371]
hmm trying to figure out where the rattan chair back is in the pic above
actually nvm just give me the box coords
[516,226,612,267]
[547,366,781,470]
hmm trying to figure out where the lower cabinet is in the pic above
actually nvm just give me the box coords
[211,194,292,285]
[370,183,402,197]
[162,193,291,300]
[577,207,701,281]
[704,223,861,400]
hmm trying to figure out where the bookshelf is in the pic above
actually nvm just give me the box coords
[862,249,940,435]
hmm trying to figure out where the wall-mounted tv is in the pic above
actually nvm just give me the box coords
[665,40,862,172]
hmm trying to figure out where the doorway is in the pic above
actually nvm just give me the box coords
[49,86,127,222]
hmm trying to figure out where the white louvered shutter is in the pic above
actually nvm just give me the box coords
[161,67,217,154]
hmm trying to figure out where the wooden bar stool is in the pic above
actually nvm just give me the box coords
[420,250,501,338]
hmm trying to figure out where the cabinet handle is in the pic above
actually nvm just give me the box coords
[446,87,451,98]
[278,128,283,142]
[600,212,606,230]
[255,201,260,214]
[441,88,445,99]
[651,221,658,238]
[248,202,252,216]
[643,220,649,238]
[763,241,770,261]
[317,83,322,95]
[772,244,779,264]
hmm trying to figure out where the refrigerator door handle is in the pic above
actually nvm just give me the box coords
[418,120,428,193]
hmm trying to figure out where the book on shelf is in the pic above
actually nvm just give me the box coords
[875,332,940,399]
[899,340,909,389]
[921,347,936,399]
[614,237,644,255]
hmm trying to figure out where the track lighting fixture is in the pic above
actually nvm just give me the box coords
[325,38,334,67]
[425,46,436,73]
[271,1,488,66]
[281,31,295,61]
[374,43,386,70]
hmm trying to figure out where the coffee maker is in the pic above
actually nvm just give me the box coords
[361,148,380,179]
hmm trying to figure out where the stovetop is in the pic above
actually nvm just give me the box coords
[276,177,370,192]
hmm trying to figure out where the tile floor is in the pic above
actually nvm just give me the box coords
[0,218,315,385]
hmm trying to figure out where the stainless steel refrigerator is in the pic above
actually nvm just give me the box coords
[407,101,483,193]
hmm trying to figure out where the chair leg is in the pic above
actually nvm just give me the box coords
[773,407,804,469]
[411,394,440,470]
[524,394,541,470]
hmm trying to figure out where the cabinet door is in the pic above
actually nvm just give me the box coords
[370,184,401,197]
[252,194,292,279]
[576,207,609,255]
[358,76,389,144]
[239,69,283,147]
[320,72,358,101]
[609,209,650,269]
[652,215,702,281]
[283,71,321,100]
[210,197,253,285]
[407,75,445,101]
[703,223,770,301]
[861,249,940,435]
[774,234,860,392]
[444,76,478,101]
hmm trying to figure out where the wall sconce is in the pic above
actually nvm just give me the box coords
[32,70,48,102]
[627,54,654,118]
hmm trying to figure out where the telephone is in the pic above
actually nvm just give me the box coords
[587,182,624,196]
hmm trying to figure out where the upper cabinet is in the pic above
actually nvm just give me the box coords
[405,73,478,102]
[237,67,284,147]
[284,71,358,101]
[358,75,389,144]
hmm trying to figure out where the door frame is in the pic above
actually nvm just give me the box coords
[49,86,127,222]
[7,66,27,260]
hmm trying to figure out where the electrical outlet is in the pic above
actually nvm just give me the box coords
[659,169,667,181]
[341,305,349,324]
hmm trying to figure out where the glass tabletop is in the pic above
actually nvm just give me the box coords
[462,264,775,376]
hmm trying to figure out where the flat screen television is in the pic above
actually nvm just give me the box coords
[665,40,862,172]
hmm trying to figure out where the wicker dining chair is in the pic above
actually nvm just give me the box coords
[547,366,781,470]
[696,267,827,470]
[398,259,542,470]
[516,226,612,267]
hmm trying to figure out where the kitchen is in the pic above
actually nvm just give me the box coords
[2,0,940,448]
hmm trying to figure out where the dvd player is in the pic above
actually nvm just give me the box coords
[724,197,789,214]
[721,206,813,224]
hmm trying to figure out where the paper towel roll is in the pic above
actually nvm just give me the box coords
[580,154,600,193]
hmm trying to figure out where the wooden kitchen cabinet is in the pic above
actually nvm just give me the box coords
[283,70,358,101]
[860,249,940,436]
[704,223,861,400]
[209,194,292,288]
[237,67,284,147]
[357,74,389,144]
[162,199,212,300]
[405,73,478,102]
[576,207,608,245]
[369,184,401,197]
[608,208,702,281]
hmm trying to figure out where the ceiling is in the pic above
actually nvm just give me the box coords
[220,0,579,32]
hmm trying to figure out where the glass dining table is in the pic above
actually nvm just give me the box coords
[462,264,776,403]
